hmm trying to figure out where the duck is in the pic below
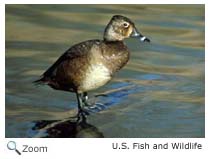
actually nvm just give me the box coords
[34,15,150,120]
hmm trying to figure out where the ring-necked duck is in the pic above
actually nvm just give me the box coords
[34,15,150,120]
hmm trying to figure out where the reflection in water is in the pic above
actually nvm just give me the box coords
[32,117,104,138]
[31,83,134,138]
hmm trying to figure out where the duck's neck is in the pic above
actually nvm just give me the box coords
[103,36,124,42]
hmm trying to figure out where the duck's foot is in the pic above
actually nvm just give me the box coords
[85,102,106,113]
[82,92,106,112]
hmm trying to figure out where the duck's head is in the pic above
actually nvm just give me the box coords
[104,15,150,42]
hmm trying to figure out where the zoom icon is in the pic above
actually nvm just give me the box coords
[7,141,21,155]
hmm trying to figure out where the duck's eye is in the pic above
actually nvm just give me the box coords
[123,22,129,28]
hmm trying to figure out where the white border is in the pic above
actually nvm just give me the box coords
[1,1,208,159]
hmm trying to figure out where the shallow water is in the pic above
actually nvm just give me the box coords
[5,4,205,137]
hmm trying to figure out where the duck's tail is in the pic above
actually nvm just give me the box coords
[33,76,48,85]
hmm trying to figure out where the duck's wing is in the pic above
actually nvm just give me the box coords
[34,40,101,84]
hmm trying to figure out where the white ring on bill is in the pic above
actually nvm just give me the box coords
[140,36,146,41]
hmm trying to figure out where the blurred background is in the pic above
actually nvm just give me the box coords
[5,4,204,137]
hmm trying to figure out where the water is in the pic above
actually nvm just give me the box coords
[5,4,205,138]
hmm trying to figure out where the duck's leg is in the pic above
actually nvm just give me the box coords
[82,92,91,106]
[76,93,89,121]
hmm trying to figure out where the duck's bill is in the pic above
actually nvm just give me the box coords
[131,27,150,42]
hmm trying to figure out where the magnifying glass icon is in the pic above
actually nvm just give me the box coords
[7,141,21,155]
